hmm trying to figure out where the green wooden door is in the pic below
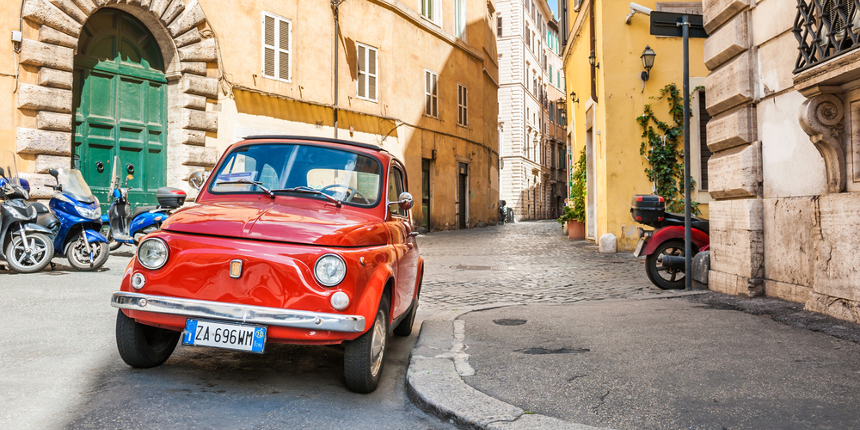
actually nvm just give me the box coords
[72,9,167,210]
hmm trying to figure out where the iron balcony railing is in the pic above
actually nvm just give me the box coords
[794,0,860,73]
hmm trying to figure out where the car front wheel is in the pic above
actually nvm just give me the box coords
[115,309,180,368]
[344,295,389,393]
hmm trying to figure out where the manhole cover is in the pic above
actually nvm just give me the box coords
[452,265,516,271]
[518,347,590,355]
[493,319,527,326]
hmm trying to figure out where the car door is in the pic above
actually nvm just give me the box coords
[387,164,417,319]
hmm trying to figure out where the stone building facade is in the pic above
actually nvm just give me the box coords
[703,0,860,322]
[2,0,499,231]
[496,0,567,221]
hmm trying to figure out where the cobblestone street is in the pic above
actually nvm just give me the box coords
[418,221,668,311]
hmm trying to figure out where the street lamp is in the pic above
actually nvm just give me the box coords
[640,45,656,81]
[555,97,566,112]
[569,91,579,104]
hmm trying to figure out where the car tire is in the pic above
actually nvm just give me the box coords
[115,309,180,368]
[344,294,389,393]
[645,239,687,290]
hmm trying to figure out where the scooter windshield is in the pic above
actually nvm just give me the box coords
[58,169,95,204]
[0,150,21,187]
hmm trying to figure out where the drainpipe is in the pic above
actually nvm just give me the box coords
[332,0,345,139]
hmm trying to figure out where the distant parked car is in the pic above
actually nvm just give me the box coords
[111,135,423,393]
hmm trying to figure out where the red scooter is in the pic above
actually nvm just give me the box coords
[631,194,709,289]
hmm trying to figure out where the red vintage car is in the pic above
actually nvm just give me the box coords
[110,135,422,393]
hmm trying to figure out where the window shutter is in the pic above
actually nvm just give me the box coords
[425,71,431,116]
[463,86,467,125]
[432,73,438,116]
[263,15,275,77]
[368,48,377,100]
[497,15,502,37]
[279,20,290,80]
[357,45,366,98]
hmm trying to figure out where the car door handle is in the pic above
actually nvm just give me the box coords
[408,232,419,237]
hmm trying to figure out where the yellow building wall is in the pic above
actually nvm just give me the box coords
[563,0,709,251]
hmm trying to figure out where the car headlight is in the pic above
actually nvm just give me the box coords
[137,237,169,270]
[314,253,346,287]
[77,204,101,220]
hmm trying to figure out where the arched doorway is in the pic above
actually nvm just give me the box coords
[73,8,168,209]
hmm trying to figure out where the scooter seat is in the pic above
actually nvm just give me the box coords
[663,212,709,235]
[31,202,50,214]
[132,205,159,220]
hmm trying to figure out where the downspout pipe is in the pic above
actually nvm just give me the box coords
[332,1,344,139]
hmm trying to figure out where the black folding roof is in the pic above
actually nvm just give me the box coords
[242,135,385,152]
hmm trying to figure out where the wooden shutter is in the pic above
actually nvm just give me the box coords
[263,15,275,77]
[368,47,377,100]
[431,73,438,116]
[497,15,502,37]
[425,71,431,116]
[357,45,366,98]
[279,20,290,80]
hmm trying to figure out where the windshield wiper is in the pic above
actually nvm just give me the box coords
[272,186,342,208]
[214,179,274,198]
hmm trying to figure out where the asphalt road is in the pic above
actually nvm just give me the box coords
[0,249,454,430]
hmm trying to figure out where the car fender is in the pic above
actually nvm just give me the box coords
[640,225,709,256]
[354,261,395,330]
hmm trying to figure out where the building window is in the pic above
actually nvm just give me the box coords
[549,65,553,84]
[457,84,468,126]
[261,12,291,82]
[356,43,378,102]
[425,69,438,117]
[422,0,441,26]
[454,0,466,38]
[497,14,502,37]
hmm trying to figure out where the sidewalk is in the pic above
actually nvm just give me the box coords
[408,292,860,430]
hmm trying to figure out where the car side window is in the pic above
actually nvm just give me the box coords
[388,167,406,217]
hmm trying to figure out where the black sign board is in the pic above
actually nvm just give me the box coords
[650,12,707,38]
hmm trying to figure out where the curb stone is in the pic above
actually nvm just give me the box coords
[406,315,610,430]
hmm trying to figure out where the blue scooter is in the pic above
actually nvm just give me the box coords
[101,157,186,250]
[36,168,110,271]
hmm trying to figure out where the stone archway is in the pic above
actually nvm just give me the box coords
[16,0,218,199]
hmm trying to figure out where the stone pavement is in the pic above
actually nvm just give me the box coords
[410,222,860,430]
[418,221,663,311]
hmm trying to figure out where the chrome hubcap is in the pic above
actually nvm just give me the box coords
[369,311,386,377]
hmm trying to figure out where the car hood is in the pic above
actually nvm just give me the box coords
[162,201,388,247]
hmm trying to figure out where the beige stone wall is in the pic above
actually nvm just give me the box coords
[703,0,860,323]
[3,0,500,229]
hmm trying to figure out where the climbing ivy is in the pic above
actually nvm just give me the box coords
[637,83,700,215]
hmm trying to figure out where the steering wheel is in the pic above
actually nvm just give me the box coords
[320,184,369,204]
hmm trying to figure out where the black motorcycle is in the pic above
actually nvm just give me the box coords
[498,200,507,225]
[0,151,55,273]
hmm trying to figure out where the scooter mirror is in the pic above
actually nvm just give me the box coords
[126,164,134,175]
[188,171,204,190]
[48,168,59,178]
[0,167,4,178]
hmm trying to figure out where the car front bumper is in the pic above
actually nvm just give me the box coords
[111,291,366,333]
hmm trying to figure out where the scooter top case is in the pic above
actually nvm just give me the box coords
[156,187,187,208]
[631,194,665,224]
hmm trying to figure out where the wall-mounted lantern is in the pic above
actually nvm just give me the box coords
[588,51,599,69]
[640,45,656,81]
[569,91,579,104]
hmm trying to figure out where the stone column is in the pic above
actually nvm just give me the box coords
[702,0,765,297]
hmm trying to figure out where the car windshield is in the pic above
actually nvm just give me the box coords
[57,169,95,203]
[210,143,382,206]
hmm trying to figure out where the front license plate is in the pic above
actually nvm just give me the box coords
[182,318,267,354]
[633,238,645,257]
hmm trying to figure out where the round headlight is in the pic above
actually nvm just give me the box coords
[314,253,346,287]
[137,237,169,270]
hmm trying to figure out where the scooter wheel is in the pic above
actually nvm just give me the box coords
[68,233,109,271]
[6,232,54,273]
[645,239,688,290]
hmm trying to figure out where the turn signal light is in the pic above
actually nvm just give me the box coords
[658,217,664,221]
[636,216,643,221]
[230,260,243,278]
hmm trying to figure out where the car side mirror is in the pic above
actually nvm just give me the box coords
[392,192,413,211]
[188,171,204,190]
[48,168,59,179]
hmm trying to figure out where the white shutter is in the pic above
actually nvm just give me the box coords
[261,12,291,81]
[357,45,366,98]
[368,47,377,100]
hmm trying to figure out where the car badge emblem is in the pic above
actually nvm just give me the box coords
[229,259,243,278]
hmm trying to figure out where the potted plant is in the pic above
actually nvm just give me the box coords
[558,149,586,239]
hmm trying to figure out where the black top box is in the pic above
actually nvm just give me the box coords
[157,187,187,208]
[630,194,665,223]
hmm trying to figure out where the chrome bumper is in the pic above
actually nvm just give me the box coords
[111,291,366,333]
